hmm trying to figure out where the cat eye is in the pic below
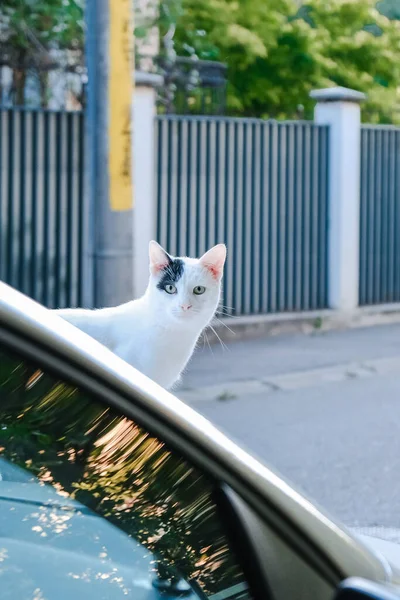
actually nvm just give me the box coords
[164,283,177,294]
[193,286,206,295]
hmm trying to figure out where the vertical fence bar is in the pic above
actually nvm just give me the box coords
[277,124,287,312]
[155,118,162,243]
[367,129,375,305]
[195,120,202,258]
[175,118,183,257]
[42,112,51,306]
[71,113,79,307]
[302,124,311,310]
[178,119,188,257]
[225,121,235,315]
[359,128,367,305]
[374,129,382,305]
[252,122,261,314]
[260,122,269,314]
[388,130,396,303]
[230,121,239,314]
[6,110,15,286]
[18,110,27,294]
[319,125,329,308]
[268,122,278,313]
[310,124,318,309]
[242,123,252,315]
[167,119,175,255]
[54,112,64,308]
[395,131,400,301]
[188,120,197,259]
[286,124,295,311]
[204,120,211,252]
[0,111,6,283]
[30,111,39,301]
[77,112,86,307]
[65,113,73,307]
[13,112,22,291]
[294,124,303,311]
[208,119,216,252]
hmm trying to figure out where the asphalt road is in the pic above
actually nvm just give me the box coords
[178,323,400,530]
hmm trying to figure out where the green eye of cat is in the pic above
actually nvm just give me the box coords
[164,283,177,294]
[193,286,206,295]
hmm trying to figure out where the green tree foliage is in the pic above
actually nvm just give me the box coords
[0,0,83,50]
[4,0,400,120]
[171,0,400,122]
[0,0,84,104]
[303,0,400,122]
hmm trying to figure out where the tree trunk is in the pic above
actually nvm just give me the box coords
[12,49,27,106]
[39,71,48,108]
[13,68,26,106]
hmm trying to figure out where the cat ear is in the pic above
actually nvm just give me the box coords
[149,241,171,275]
[199,244,227,280]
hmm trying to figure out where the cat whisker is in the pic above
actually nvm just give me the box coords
[219,304,235,310]
[214,317,235,335]
[208,324,229,352]
[203,332,207,351]
[203,330,214,355]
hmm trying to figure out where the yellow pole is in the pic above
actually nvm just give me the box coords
[108,0,134,210]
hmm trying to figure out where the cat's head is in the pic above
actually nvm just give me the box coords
[147,241,226,328]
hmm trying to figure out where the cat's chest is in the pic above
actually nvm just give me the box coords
[114,324,199,388]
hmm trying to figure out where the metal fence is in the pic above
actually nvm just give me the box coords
[359,125,400,305]
[0,108,87,308]
[156,115,329,316]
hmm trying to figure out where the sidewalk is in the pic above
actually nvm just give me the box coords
[177,322,400,403]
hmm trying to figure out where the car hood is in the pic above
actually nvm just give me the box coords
[0,475,199,600]
[3,479,400,596]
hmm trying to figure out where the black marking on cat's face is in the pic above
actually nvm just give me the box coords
[157,257,185,291]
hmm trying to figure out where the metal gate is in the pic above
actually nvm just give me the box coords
[156,116,329,316]
[359,125,400,305]
[0,108,88,308]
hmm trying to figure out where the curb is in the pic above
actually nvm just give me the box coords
[206,304,400,345]
[178,355,400,404]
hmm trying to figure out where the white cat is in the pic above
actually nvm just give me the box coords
[54,241,226,390]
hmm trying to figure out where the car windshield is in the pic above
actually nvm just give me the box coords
[0,346,252,600]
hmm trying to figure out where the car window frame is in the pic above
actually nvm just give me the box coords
[0,318,358,590]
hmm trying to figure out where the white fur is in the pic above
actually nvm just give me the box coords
[54,242,226,390]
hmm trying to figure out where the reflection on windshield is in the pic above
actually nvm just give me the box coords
[0,348,250,600]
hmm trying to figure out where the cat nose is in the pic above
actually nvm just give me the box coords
[181,304,192,311]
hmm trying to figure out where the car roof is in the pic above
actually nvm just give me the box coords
[0,282,389,583]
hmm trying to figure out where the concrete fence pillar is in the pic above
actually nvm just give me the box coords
[310,86,366,312]
[132,71,163,298]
